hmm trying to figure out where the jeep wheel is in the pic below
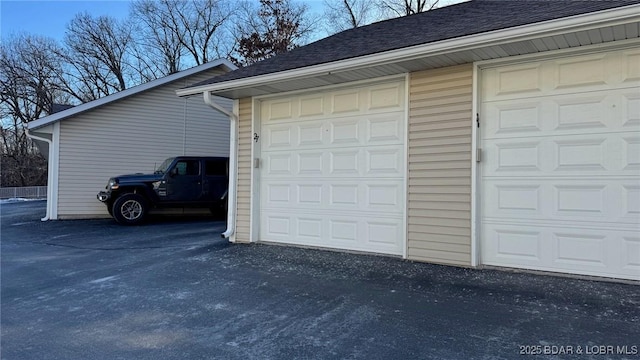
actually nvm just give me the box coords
[112,193,147,225]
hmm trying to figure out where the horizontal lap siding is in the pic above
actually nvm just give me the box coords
[234,98,252,243]
[407,64,473,266]
[57,68,231,218]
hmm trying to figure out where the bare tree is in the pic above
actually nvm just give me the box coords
[0,34,66,186]
[63,13,133,101]
[323,0,379,34]
[376,0,440,17]
[232,0,313,67]
[131,0,236,77]
[131,0,185,77]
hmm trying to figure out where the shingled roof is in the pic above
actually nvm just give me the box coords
[190,0,639,88]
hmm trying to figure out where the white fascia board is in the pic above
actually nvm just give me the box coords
[28,58,237,131]
[176,4,639,98]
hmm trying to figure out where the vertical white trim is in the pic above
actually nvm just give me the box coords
[403,73,410,260]
[183,97,188,155]
[470,64,479,267]
[50,122,60,220]
[249,98,261,243]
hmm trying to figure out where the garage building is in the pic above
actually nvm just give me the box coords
[27,59,236,220]
[179,1,640,281]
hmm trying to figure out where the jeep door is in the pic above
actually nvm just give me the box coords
[203,159,228,203]
[165,159,202,202]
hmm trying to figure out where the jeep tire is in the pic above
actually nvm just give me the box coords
[112,193,147,225]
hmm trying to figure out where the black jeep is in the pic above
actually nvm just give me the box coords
[97,156,228,225]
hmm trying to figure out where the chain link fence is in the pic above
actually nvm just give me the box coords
[0,186,48,199]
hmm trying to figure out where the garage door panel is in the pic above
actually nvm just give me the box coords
[366,183,402,211]
[484,134,637,176]
[481,48,640,280]
[623,184,640,221]
[484,139,544,173]
[368,82,404,110]
[298,151,324,176]
[330,149,360,175]
[482,50,640,103]
[262,180,403,213]
[555,137,609,171]
[553,184,608,218]
[265,125,293,148]
[483,90,637,139]
[366,147,403,175]
[263,117,403,152]
[554,53,609,90]
[368,114,404,143]
[482,64,543,100]
[266,99,294,120]
[555,94,612,131]
[265,150,404,179]
[260,212,403,255]
[299,95,324,117]
[622,90,640,127]
[331,90,361,114]
[483,183,543,217]
[483,223,639,278]
[623,236,640,273]
[552,232,609,267]
[265,153,293,176]
[266,183,291,205]
[484,227,544,263]
[621,49,640,82]
[298,121,325,146]
[330,119,361,145]
[623,136,640,170]
[483,179,639,225]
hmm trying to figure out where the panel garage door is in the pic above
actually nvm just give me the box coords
[259,80,406,255]
[481,48,640,280]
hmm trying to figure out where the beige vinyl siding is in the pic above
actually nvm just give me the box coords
[57,68,231,219]
[407,64,473,266]
[234,98,252,243]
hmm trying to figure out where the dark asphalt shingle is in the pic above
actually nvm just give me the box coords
[191,0,639,88]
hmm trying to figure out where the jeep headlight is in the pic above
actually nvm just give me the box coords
[108,178,119,190]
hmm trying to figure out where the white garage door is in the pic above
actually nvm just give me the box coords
[481,48,640,280]
[259,80,406,255]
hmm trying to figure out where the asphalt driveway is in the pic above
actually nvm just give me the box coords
[1,201,638,359]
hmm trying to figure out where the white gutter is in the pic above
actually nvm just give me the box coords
[203,91,238,240]
[176,4,639,97]
[25,129,54,221]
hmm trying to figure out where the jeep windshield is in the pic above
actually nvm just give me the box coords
[155,157,175,174]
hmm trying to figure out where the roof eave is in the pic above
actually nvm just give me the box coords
[176,4,640,98]
[28,58,238,130]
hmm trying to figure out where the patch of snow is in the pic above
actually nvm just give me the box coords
[89,276,118,284]
[0,198,46,204]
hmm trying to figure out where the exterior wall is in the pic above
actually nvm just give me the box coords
[234,98,253,243]
[57,68,231,219]
[407,64,474,266]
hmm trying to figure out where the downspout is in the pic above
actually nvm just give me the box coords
[203,91,238,240]
[25,129,53,221]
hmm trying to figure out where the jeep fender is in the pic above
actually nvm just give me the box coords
[112,185,158,204]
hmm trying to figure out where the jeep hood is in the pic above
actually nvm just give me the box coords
[113,173,163,183]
